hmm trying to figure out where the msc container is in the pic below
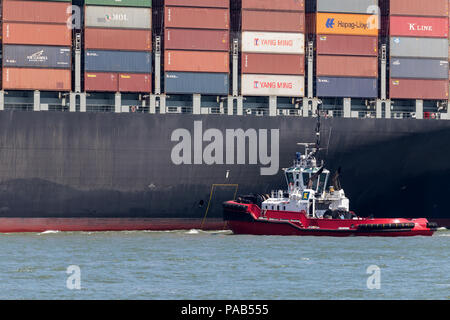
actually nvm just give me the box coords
[390,0,448,17]
[390,79,449,99]
[119,73,151,92]
[85,50,152,73]
[85,0,152,7]
[3,23,71,46]
[241,32,305,54]
[316,35,378,56]
[85,72,118,92]
[316,0,378,14]
[3,68,71,91]
[165,72,229,95]
[242,10,305,32]
[241,0,305,11]
[165,29,229,51]
[85,28,152,51]
[390,58,448,79]
[3,45,71,69]
[390,16,448,38]
[165,51,229,73]
[2,1,71,24]
[241,74,305,97]
[390,37,448,59]
[316,55,378,77]
[165,7,229,30]
[165,0,228,8]
[85,6,152,29]
[242,53,305,75]
[316,77,377,98]
[315,13,378,36]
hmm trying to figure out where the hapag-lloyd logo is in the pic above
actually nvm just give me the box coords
[254,80,294,90]
[171,121,280,176]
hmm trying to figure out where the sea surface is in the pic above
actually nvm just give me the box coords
[0,229,449,300]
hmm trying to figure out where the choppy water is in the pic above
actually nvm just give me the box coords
[0,229,449,300]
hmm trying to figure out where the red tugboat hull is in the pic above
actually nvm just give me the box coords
[223,201,436,237]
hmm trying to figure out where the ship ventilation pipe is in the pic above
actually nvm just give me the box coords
[154,36,161,95]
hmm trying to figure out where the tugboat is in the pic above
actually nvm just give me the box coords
[223,114,438,237]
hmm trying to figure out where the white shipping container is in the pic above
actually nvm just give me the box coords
[241,74,305,97]
[242,32,305,54]
[85,6,152,29]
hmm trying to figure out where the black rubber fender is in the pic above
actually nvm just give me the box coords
[357,223,415,230]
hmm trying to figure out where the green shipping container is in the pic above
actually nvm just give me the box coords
[85,0,151,7]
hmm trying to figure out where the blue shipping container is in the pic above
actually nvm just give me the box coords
[390,58,448,79]
[3,45,71,69]
[85,50,152,73]
[165,72,229,95]
[316,77,378,98]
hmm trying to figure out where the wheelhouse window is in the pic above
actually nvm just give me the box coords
[286,172,294,185]
[317,173,328,194]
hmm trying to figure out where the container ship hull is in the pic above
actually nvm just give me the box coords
[0,111,449,232]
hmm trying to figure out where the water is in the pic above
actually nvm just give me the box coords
[0,229,449,300]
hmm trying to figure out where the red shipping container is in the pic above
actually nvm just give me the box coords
[165,0,229,8]
[316,35,378,56]
[3,68,71,91]
[85,28,152,51]
[390,0,449,17]
[165,7,229,30]
[390,16,448,38]
[165,50,229,73]
[242,0,304,11]
[3,23,71,46]
[242,10,305,32]
[119,74,152,92]
[165,29,229,51]
[242,53,304,75]
[390,79,449,99]
[316,55,378,77]
[2,0,71,24]
[85,72,118,92]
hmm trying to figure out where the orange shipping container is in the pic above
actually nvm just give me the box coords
[390,0,449,17]
[165,7,229,30]
[119,74,152,93]
[2,0,71,24]
[3,23,71,46]
[3,68,71,91]
[242,0,305,11]
[85,28,152,51]
[165,51,229,73]
[242,10,305,32]
[316,13,379,36]
[242,53,305,75]
[316,55,378,78]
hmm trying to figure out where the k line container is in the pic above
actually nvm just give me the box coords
[241,32,305,54]
[241,0,305,11]
[85,0,152,7]
[85,28,152,51]
[241,74,305,97]
[242,53,305,75]
[390,79,449,99]
[119,73,151,92]
[85,50,152,73]
[165,51,229,73]
[164,29,229,51]
[316,77,377,98]
[85,6,152,29]
[2,0,72,24]
[165,0,228,8]
[390,0,448,17]
[316,0,378,14]
[165,7,229,30]
[316,55,378,77]
[242,10,305,32]
[85,72,118,92]
[315,13,378,36]
[390,16,448,38]
[390,37,449,59]
[316,35,377,56]
[3,23,71,46]
[3,68,71,91]
[3,45,71,69]
[164,72,229,95]
[390,58,449,79]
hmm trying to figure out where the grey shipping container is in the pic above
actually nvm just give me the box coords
[316,77,377,98]
[390,37,449,59]
[3,45,71,69]
[165,72,229,95]
[390,58,448,79]
[85,50,152,73]
[85,6,151,29]
[315,0,378,14]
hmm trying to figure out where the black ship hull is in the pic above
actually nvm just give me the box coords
[0,111,449,231]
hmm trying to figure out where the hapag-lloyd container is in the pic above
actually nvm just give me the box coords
[242,53,304,75]
[390,0,448,17]
[390,16,448,38]
[165,72,229,95]
[85,50,152,73]
[390,58,448,79]
[390,37,448,59]
[165,29,228,51]
[85,0,152,7]
[242,10,305,32]
[315,0,378,14]
[85,6,152,29]
[316,35,377,56]
[165,7,229,30]
[315,13,378,36]
[165,51,229,73]
[241,32,305,54]
[85,28,152,51]
[316,77,377,98]
[85,72,118,92]
[165,0,228,7]
[3,68,71,91]
[3,45,71,69]
[242,0,304,11]
[2,0,71,23]
[316,55,378,77]
[390,79,449,99]
[3,23,71,46]
[241,74,305,97]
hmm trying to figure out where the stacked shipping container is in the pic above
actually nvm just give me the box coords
[389,0,449,100]
[84,0,152,92]
[240,0,305,97]
[163,0,230,95]
[308,0,379,98]
[2,0,72,91]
